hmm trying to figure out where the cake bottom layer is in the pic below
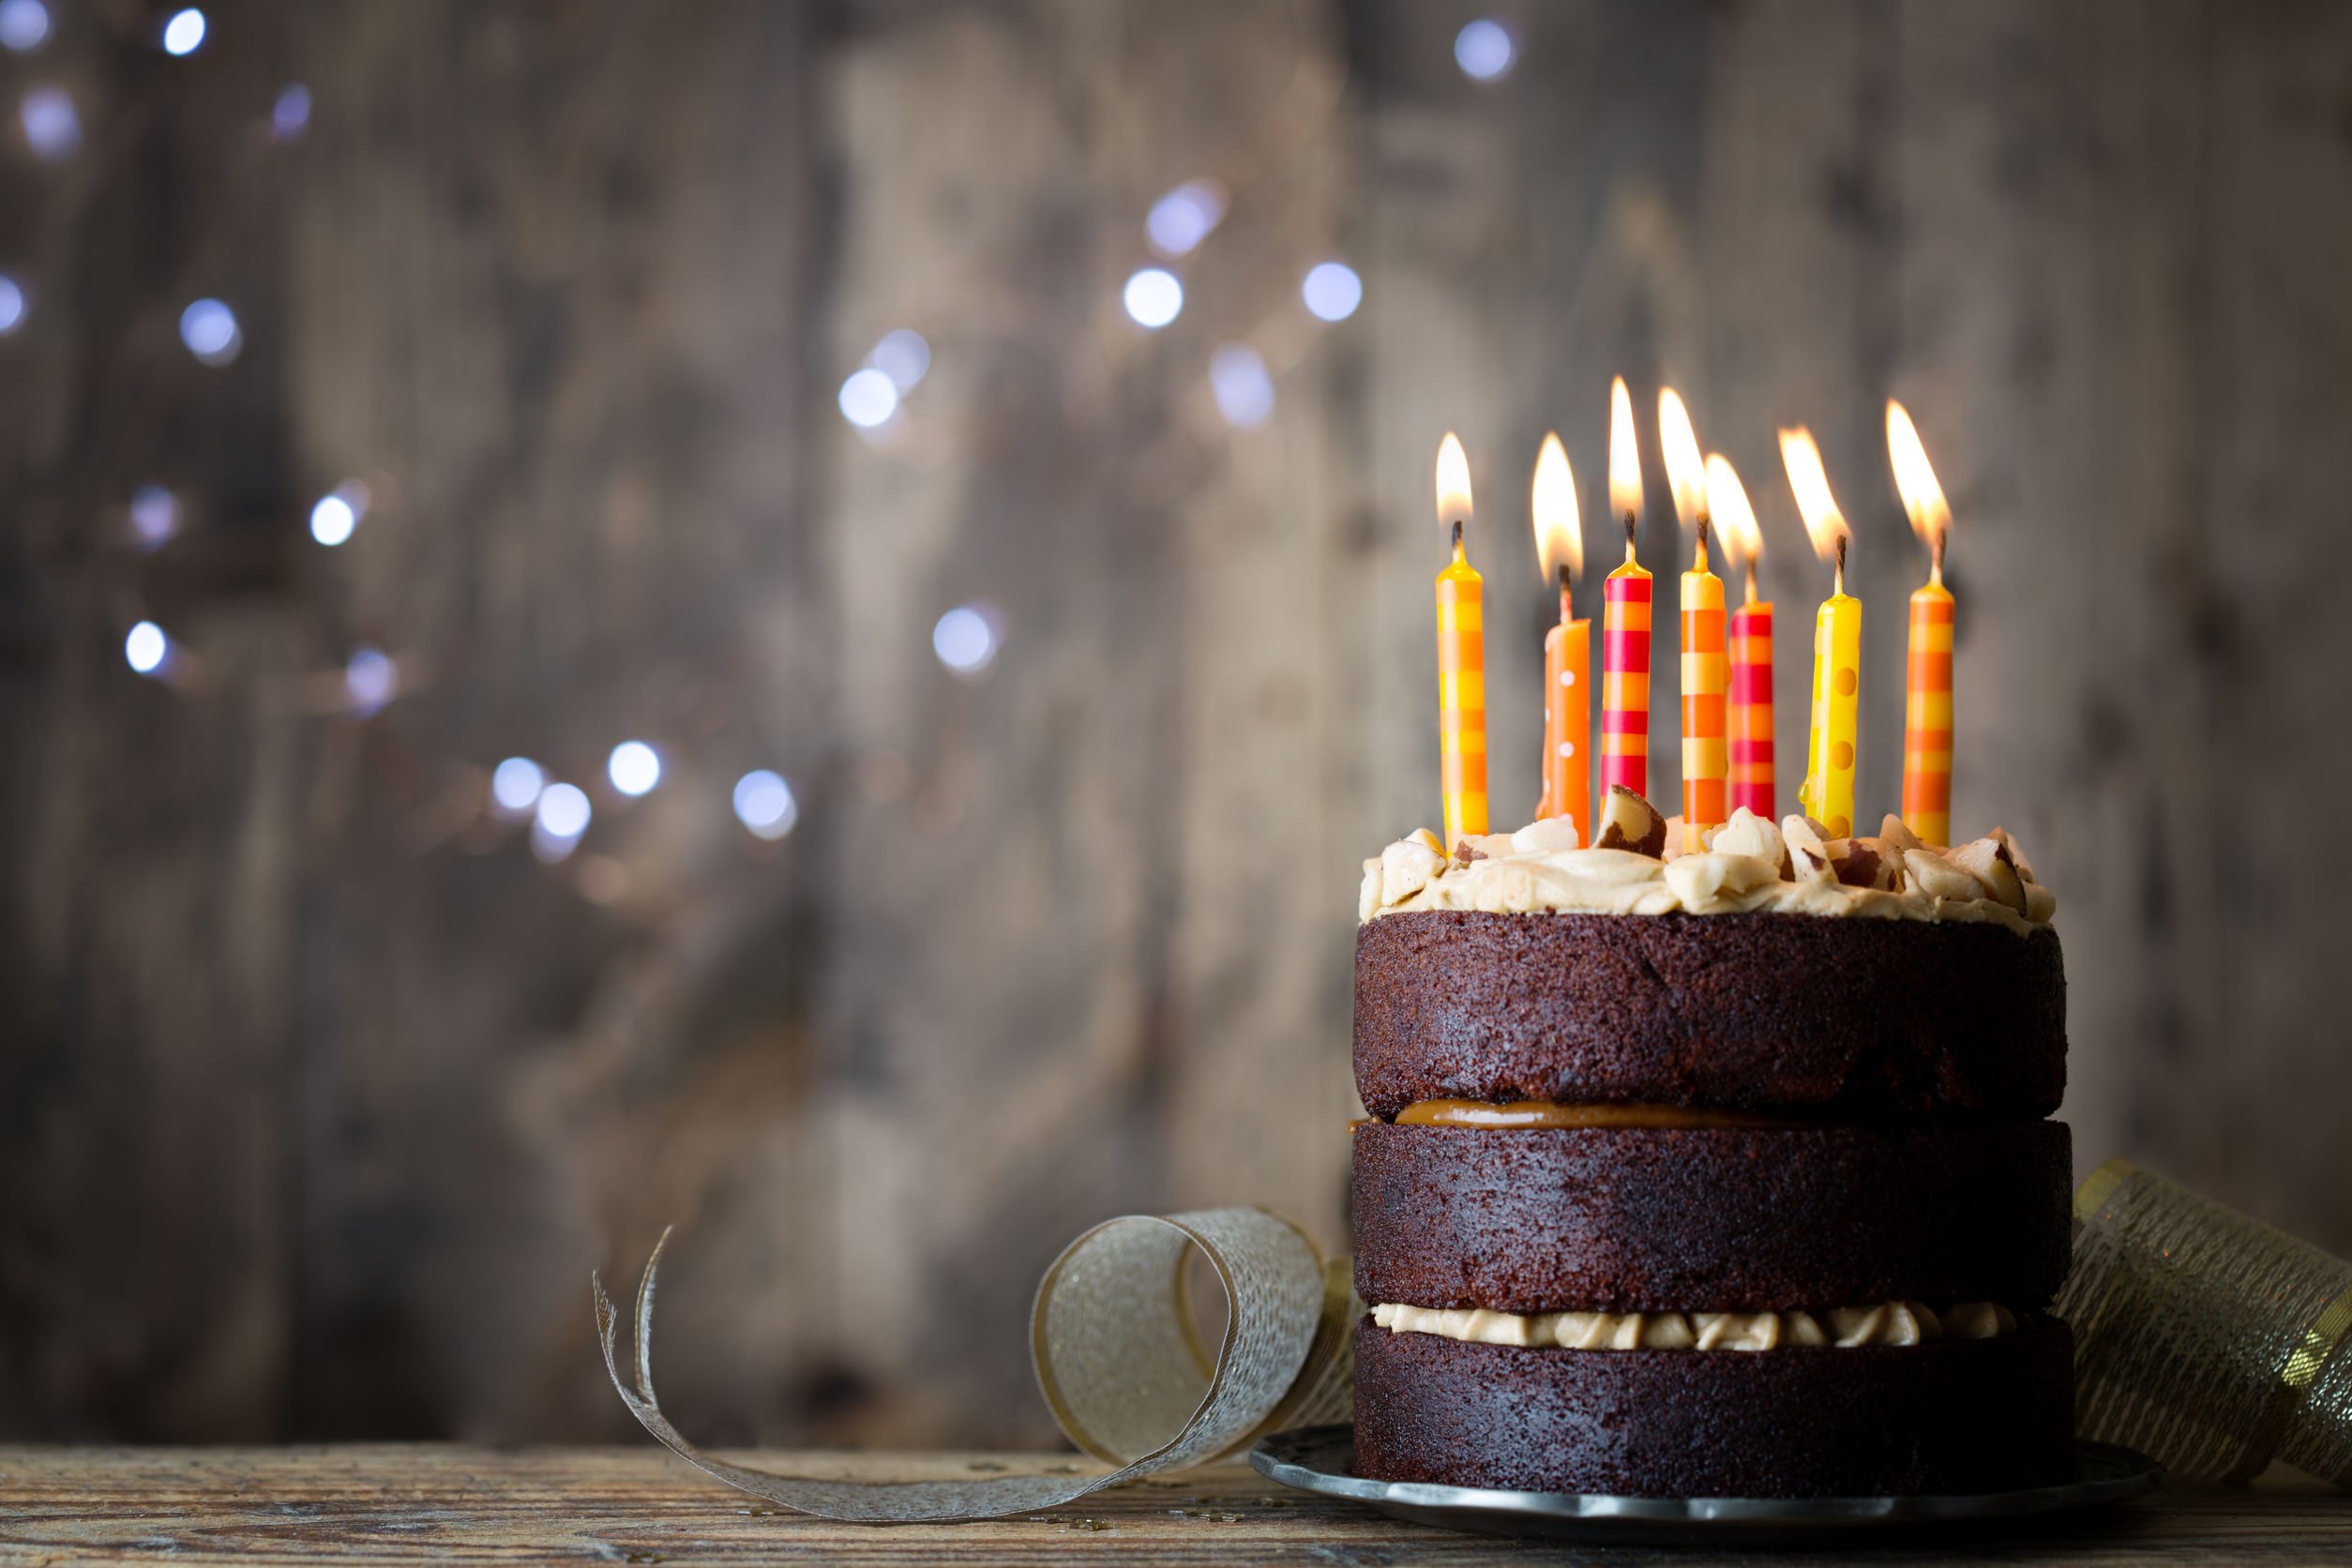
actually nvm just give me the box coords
[1352,1317,2075,1499]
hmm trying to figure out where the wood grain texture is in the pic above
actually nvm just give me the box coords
[0,1446,2347,1567]
[2,0,2350,1450]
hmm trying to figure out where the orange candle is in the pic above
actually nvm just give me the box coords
[1707,454,1774,820]
[1782,428,1861,838]
[1599,377,1651,803]
[1888,401,1953,845]
[1433,432,1487,849]
[1660,389,1724,852]
[1530,433,1589,841]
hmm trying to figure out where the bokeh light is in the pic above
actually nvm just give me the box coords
[160,8,205,56]
[870,328,929,391]
[732,770,798,841]
[179,298,241,365]
[490,757,545,815]
[309,482,368,546]
[1455,19,1515,81]
[343,646,397,716]
[0,274,24,336]
[1146,179,1226,258]
[838,367,898,429]
[932,604,1002,676]
[271,83,310,141]
[1302,261,1363,323]
[1122,268,1184,329]
[0,0,51,53]
[532,783,591,862]
[129,485,179,549]
[125,621,169,675]
[1210,343,1274,430]
[21,83,81,160]
[607,740,661,796]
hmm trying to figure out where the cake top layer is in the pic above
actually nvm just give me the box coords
[1361,796,2054,934]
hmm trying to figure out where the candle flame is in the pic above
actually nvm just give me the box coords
[1531,432,1581,582]
[1778,426,1847,564]
[1608,377,1640,521]
[1885,400,1952,556]
[1658,387,1708,529]
[1704,454,1761,569]
[1435,431,1473,531]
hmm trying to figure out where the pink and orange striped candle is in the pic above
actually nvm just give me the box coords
[1600,378,1651,803]
[1707,454,1774,820]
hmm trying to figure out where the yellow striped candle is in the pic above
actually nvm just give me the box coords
[1781,427,1861,839]
[1660,389,1723,852]
[1600,377,1651,802]
[1434,433,1487,848]
[1707,454,1774,820]
[1889,401,1954,845]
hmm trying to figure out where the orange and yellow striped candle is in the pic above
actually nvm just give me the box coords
[1600,377,1651,802]
[1782,427,1861,838]
[1660,389,1724,852]
[1530,433,1589,839]
[1707,454,1774,820]
[1434,433,1487,849]
[1889,401,1954,845]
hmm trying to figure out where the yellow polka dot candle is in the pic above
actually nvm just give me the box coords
[1659,388,1725,853]
[1600,377,1652,804]
[1530,434,1590,840]
[1707,454,1774,821]
[1780,427,1861,839]
[1433,432,1487,850]
[1887,400,1954,846]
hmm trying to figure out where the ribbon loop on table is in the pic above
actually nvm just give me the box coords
[594,1207,1354,1522]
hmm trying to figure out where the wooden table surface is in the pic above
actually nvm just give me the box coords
[0,1446,2345,1565]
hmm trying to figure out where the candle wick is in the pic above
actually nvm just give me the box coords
[1834,532,1848,596]
[1931,525,1946,588]
[1744,561,1759,606]
[1451,518,1464,553]
[1621,513,1636,563]
[1557,562,1573,620]
[1694,516,1711,571]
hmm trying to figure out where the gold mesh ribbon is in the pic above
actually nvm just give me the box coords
[594,1208,1355,1521]
[2062,1158,2352,1487]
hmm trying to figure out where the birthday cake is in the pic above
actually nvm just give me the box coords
[1348,790,2076,1498]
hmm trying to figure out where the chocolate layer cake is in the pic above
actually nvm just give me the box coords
[1349,803,2075,1498]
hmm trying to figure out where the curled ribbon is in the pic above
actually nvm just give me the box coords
[594,1207,1355,1521]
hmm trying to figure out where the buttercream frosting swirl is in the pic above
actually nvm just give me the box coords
[1359,807,2057,932]
[1371,1299,2020,1350]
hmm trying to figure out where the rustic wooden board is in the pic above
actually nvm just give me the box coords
[0,1447,2346,1567]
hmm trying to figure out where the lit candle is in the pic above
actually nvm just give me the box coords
[1887,400,1953,846]
[1434,432,1487,849]
[1780,427,1861,838]
[1600,377,1651,803]
[1660,389,1724,852]
[1707,453,1774,821]
[1531,433,1589,840]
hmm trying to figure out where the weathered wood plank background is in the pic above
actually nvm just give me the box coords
[2,0,2348,1446]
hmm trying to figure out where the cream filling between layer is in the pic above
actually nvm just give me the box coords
[1371,1300,2020,1350]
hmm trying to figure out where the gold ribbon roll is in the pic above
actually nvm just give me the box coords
[2063,1158,2352,1487]
[594,1208,1354,1521]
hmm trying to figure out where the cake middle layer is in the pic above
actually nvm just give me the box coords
[1353,1121,2072,1313]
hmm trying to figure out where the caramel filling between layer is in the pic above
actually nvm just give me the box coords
[1372,1300,2023,1350]
[1392,1099,1805,1129]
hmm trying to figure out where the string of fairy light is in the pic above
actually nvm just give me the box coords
[8,2,1526,886]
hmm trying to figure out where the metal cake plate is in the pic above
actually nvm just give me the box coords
[1248,1425,2163,1545]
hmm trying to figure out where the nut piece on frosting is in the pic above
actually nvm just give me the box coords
[1948,837,2030,915]
[1710,807,1785,869]
[1592,786,1668,857]
[1781,814,1836,880]
[1510,816,1582,855]
[1880,813,1926,854]
[1361,828,1450,919]
[1903,847,1984,903]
